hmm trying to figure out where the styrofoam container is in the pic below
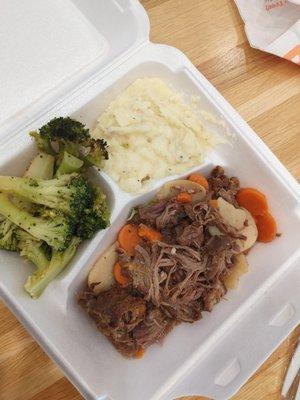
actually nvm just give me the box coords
[0,1,299,399]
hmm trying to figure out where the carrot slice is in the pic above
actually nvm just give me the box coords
[113,262,128,286]
[138,224,162,241]
[118,224,140,255]
[135,348,145,358]
[210,199,219,209]
[236,188,268,216]
[176,192,192,203]
[255,212,277,243]
[188,173,209,190]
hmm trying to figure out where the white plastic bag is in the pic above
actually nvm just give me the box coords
[235,0,300,64]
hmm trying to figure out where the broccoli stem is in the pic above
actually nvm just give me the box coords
[24,236,81,298]
[23,246,49,270]
[55,151,84,177]
[0,193,72,251]
[25,152,55,180]
[11,152,55,212]
[17,230,50,270]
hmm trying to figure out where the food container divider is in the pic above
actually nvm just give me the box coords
[0,1,299,400]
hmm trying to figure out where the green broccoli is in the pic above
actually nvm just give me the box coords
[84,138,109,169]
[0,193,73,251]
[24,152,55,179]
[0,173,93,220]
[76,186,110,240]
[29,131,56,155]
[16,229,50,270]
[0,216,18,251]
[30,117,108,171]
[55,151,84,177]
[24,236,81,298]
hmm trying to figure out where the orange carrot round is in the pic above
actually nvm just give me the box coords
[255,212,277,243]
[176,192,192,203]
[188,173,209,191]
[138,224,162,241]
[236,188,268,216]
[113,262,128,286]
[135,348,145,358]
[210,199,219,209]
[118,224,140,255]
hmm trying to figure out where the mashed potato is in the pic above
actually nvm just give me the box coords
[92,78,217,193]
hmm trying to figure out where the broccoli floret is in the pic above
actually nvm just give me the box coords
[0,173,93,220]
[29,131,56,156]
[76,187,110,240]
[0,193,73,251]
[30,117,108,170]
[16,229,50,270]
[39,117,89,143]
[0,216,18,251]
[84,138,109,168]
[24,236,81,298]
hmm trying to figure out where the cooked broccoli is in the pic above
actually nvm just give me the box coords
[29,131,56,155]
[16,229,50,270]
[24,152,55,180]
[11,153,55,213]
[24,236,81,298]
[83,138,109,169]
[0,173,93,220]
[39,116,89,143]
[76,186,110,240]
[30,117,108,170]
[55,151,84,177]
[0,193,73,251]
[0,216,18,251]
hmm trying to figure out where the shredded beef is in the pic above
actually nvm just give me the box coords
[79,286,146,333]
[177,224,204,248]
[79,286,175,357]
[156,202,183,230]
[208,166,240,206]
[135,200,168,226]
[203,281,227,312]
[79,166,246,357]
[132,308,176,347]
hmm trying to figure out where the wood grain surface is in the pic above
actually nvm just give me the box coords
[1,1,299,399]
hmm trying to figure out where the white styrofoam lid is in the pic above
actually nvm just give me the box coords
[0,0,149,132]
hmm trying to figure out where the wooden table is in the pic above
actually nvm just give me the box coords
[1,1,299,399]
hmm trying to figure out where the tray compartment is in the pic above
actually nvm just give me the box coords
[0,45,299,400]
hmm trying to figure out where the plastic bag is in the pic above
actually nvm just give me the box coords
[235,0,300,64]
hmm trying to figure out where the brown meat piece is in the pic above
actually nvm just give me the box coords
[135,200,168,227]
[79,286,147,357]
[203,281,227,312]
[208,166,240,206]
[132,308,176,347]
[177,223,204,248]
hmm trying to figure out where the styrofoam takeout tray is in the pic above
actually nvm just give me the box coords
[0,1,299,399]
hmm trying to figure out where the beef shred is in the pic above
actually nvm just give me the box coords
[79,166,244,357]
[208,166,240,206]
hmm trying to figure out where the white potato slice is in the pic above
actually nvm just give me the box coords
[88,243,117,295]
[223,253,249,290]
[208,198,258,252]
[217,198,246,230]
[156,179,206,203]
[236,209,258,252]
